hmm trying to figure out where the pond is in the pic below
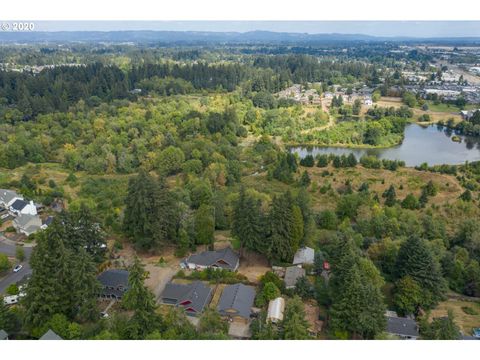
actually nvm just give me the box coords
[290,124,480,167]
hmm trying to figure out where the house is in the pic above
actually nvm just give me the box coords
[0,189,22,208]
[284,266,306,289]
[185,247,239,271]
[0,329,8,340]
[460,109,480,120]
[217,283,256,323]
[385,312,419,340]
[41,216,54,230]
[161,281,213,317]
[364,97,373,106]
[39,329,63,340]
[97,269,129,300]
[267,297,285,324]
[9,199,37,216]
[13,213,43,236]
[292,246,315,266]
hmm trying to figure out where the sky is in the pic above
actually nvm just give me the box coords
[29,21,480,38]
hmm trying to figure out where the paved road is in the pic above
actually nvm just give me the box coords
[0,236,34,294]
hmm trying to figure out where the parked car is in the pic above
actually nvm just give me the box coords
[13,264,23,273]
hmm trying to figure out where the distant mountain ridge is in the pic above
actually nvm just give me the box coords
[1,30,479,44]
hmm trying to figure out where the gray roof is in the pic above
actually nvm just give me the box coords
[10,199,28,211]
[97,269,129,298]
[284,266,306,288]
[40,329,63,340]
[293,247,315,265]
[386,316,419,338]
[217,283,255,319]
[162,281,212,315]
[14,213,42,228]
[187,247,239,270]
[0,329,7,340]
[0,189,20,205]
[43,216,54,226]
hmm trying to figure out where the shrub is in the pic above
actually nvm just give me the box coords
[461,306,478,315]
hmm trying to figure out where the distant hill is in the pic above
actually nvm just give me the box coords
[1,30,479,45]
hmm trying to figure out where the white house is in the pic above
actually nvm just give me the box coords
[9,199,37,216]
[364,97,373,106]
[0,189,23,208]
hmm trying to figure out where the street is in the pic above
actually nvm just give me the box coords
[0,235,33,294]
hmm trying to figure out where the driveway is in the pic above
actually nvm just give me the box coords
[0,235,34,294]
[144,263,177,303]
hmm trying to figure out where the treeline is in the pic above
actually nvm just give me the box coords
[0,54,386,119]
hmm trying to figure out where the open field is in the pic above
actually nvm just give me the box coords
[429,299,480,335]
[377,97,463,123]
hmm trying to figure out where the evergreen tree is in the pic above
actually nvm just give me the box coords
[282,296,310,340]
[123,257,161,339]
[395,236,446,308]
[460,189,472,201]
[299,170,311,187]
[231,187,265,254]
[71,248,101,322]
[420,310,460,340]
[401,193,419,210]
[346,153,358,167]
[382,185,397,206]
[0,300,15,332]
[62,204,106,261]
[329,264,386,339]
[23,222,72,328]
[268,191,303,263]
[123,171,178,250]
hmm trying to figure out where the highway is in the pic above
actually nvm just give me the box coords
[0,236,33,294]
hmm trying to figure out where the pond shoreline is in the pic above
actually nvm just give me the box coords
[289,124,480,167]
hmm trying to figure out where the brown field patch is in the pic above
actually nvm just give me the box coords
[429,299,480,334]
[238,250,270,283]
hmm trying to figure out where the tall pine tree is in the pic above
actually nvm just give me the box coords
[395,235,446,308]
[268,191,303,263]
[231,187,265,254]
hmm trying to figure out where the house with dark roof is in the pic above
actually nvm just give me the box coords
[9,199,37,216]
[284,266,306,289]
[0,189,22,208]
[217,283,256,323]
[161,281,213,317]
[185,247,239,271]
[0,329,8,340]
[39,329,63,340]
[97,269,129,300]
[13,213,42,236]
[41,216,54,230]
[385,313,419,340]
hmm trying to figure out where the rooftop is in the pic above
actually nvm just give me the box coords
[292,246,315,265]
[162,281,213,315]
[97,269,129,289]
[186,247,239,270]
[386,316,419,338]
[217,283,255,319]
[284,266,306,288]
[39,329,63,340]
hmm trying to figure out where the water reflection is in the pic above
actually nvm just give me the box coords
[290,124,480,167]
